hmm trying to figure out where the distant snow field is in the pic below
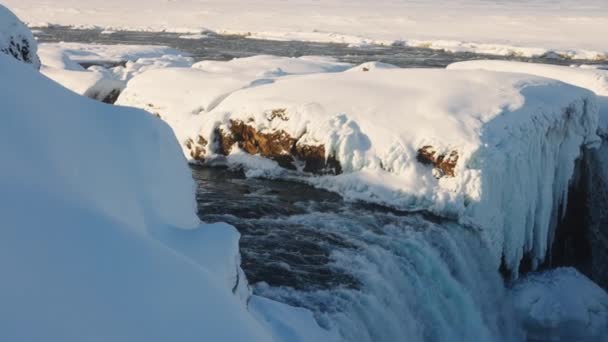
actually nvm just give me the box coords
[4,0,608,59]
[3,2,608,341]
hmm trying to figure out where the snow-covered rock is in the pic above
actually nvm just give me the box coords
[448,60,608,131]
[0,50,279,341]
[449,60,608,287]
[41,64,125,103]
[192,55,352,76]
[36,43,194,103]
[448,60,608,97]
[38,42,189,69]
[117,55,352,159]
[511,268,608,341]
[118,62,600,275]
[0,4,40,68]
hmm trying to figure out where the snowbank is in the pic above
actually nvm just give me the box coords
[449,60,608,97]
[0,51,279,341]
[5,0,608,59]
[448,60,608,131]
[0,4,39,68]
[118,61,599,274]
[37,43,193,103]
[117,55,352,158]
[511,268,608,341]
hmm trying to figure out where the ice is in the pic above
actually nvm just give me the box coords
[511,268,608,341]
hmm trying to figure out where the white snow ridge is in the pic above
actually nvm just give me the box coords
[119,60,600,275]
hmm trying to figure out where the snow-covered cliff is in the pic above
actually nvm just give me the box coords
[118,59,600,275]
[0,4,39,68]
[449,60,608,287]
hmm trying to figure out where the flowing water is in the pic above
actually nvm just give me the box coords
[36,28,600,341]
[192,166,523,341]
[34,27,602,68]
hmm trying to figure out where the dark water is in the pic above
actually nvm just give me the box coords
[33,27,583,340]
[33,26,603,68]
[192,165,359,290]
[191,166,520,341]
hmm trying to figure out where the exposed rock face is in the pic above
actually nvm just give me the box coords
[85,87,124,104]
[185,135,208,161]
[552,144,608,289]
[0,5,41,69]
[416,146,459,178]
[215,119,341,174]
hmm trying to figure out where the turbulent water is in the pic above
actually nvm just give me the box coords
[193,166,523,341]
[35,29,602,341]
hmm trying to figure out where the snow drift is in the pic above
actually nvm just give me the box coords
[118,60,600,274]
[0,49,280,341]
[36,43,194,103]
[0,4,39,68]
[448,60,608,130]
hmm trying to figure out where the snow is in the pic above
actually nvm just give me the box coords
[118,60,600,274]
[38,42,187,66]
[117,55,352,154]
[37,42,193,101]
[511,268,608,341]
[4,0,607,59]
[448,60,608,131]
[0,6,337,339]
[192,55,352,77]
[250,295,341,342]
[0,4,39,68]
[0,49,280,341]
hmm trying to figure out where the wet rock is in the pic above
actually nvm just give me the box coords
[551,145,608,289]
[101,89,122,104]
[416,145,458,178]
[294,143,342,174]
[215,118,342,174]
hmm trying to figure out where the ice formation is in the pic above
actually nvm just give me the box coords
[118,60,600,274]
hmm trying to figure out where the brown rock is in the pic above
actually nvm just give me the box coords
[214,119,342,174]
[417,145,459,178]
[185,135,208,161]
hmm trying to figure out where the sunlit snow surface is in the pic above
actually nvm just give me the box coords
[118,58,600,274]
[0,51,276,342]
[4,0,608,59]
